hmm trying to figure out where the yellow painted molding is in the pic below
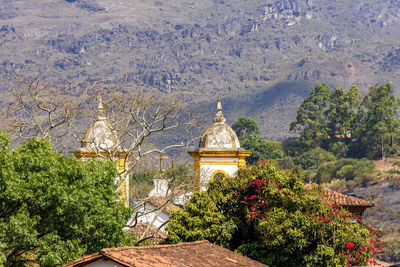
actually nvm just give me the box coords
[210,169,229,181]
[199,161,239,165]
[189,151,252,158]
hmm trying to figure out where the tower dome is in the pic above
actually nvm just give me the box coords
[189,99,251,191]
[72,97,132,207]
[78,98,120,154]
[199,99,240,149]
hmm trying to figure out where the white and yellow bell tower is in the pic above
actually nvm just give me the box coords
[189,99,251,191]
[73,98,132,207]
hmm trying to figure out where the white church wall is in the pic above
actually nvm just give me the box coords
[199,163,238,191]
[125,203,170,231]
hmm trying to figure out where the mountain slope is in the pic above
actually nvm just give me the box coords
[1,0,400,139]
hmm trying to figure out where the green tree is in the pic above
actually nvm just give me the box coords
[0,133,132,266]
[241,135,283,165]
[232,116,260,140]
[165,163,382,266]
[290,83,331,149]
[355,83,400,159]
[326,86,360,147]
[293,148,336,170]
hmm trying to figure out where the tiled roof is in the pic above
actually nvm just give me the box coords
[144,196,180,215]
[64,240,268,267]
[305,183,374,207]
[323,188,374,207]
[125,222,167,245]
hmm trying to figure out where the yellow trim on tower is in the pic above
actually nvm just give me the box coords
[210,170,229,181]
[199,161,238,165]
[193,154,201,191]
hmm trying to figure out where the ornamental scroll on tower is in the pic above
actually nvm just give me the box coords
[189,99,251,191]
[72,98,132,207]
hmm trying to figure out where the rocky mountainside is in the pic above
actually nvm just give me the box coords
[1,0,400,139]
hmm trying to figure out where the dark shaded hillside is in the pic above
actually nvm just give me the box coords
[1,0,400,139]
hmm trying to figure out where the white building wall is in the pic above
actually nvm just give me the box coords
[125,203,170,231]
[199,162,238,191]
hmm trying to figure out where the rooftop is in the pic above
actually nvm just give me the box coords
[143,196,181,215]
[305,183,374,207]
[125,222,167,245]
[323,188,374,207]
[64,240,268,267]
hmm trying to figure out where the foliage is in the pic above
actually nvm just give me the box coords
[329,141,349,158]
[290,82,400,160]
[293,148,336,170]
[282,137,309,157]
[163,164,194,191]
[0,134,132,266]
[325,86,360,144]
[352,83,400,159]
[232,116,260,140]
[165,163,382,266]
[130,169,158,200]
[277,156,295,170]
[241,135,283,165]
[231,116,283,165]
[130,164,194,201]
[315,158,375,187]
[290,83,331,149]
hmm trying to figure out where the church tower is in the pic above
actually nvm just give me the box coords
[73,98,132,207]
[189,100,251,191]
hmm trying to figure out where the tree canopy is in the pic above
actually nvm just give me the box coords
[232,116,260,140]
[0,132,132,266]
[232,116,283,164]
[164,162,383,266]
[241,135,283,164]
[290,83,331,149]
[354,83,400,159]
[290,82,400,159]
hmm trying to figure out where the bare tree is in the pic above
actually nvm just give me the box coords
[0,73,88,148]
[78,85,204,191]
[126,161,195,245]
[1,73,204,165]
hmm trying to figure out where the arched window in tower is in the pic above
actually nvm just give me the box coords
[211,170,228,182]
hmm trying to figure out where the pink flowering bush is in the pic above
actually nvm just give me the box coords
[166,163,383,266]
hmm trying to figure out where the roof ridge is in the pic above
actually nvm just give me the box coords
[102,240,210,252]
[324,188,374,206]
[99,251,132,267]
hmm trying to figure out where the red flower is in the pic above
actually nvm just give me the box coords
[357,215,362,220]
[346,242,354,250]
[261,159,268,164]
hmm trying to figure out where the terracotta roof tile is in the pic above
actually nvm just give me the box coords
[323,188,374,207]
[125,222,167,245]
[305,183,374,207]
[63,252,102,266]
[144,196,180,215]
[64,240,268,267]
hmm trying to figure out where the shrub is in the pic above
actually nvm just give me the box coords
[294,148,336,170]
[165,163,383,266]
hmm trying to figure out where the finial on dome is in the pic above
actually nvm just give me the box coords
[96,96,106,120]
[214,98,226,123]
